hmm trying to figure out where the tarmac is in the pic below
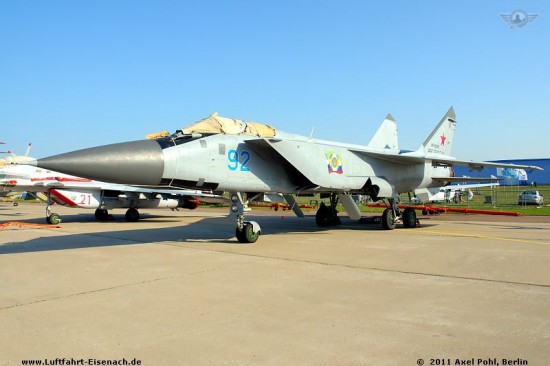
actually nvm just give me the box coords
[1,203,549,365]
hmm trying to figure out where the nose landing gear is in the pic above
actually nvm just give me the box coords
[45,192,62,224]
[229,192,261,243]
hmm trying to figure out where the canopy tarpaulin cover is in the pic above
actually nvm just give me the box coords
[181,112,276,137]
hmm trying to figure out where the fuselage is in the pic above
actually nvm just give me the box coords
[157,132,452,197]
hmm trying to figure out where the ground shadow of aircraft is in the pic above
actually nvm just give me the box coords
[0,213,439,255]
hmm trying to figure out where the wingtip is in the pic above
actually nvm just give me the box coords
[385,113,395,122]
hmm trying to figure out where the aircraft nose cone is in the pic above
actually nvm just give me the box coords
[37,140,165,185]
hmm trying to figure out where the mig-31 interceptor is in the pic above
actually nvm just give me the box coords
[21,108,542,242]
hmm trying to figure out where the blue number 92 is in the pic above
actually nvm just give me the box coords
[227,149,250,172]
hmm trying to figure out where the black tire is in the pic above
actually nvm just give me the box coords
[382,208,396,230]
[315,203,330,227]
[47,213,62,225]
[315,203,340,227]
[236,227,246,242]
[125,208,140,222]
[13,202,18,207]
[95,209,109,221]
[236,223,259,243]
[402,208,417,228]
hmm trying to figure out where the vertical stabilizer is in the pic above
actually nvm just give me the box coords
[367,114,399,151]
[420,107,456,156]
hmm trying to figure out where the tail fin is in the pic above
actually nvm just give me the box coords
[420,107,456,156]
[367,114,399,151]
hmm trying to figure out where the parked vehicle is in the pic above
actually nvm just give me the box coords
[518,190,544,205]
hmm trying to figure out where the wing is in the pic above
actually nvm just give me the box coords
[349,148,543,172]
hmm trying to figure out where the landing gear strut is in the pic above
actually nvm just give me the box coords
[315,193,341,227]
[230,192,261,243]
[45,192,61,225]
[381,198,399,230]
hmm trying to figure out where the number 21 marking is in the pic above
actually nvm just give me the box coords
[228,149,251,172]
[79,194,91,205]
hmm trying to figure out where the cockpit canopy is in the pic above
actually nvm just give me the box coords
[180,112,277,137]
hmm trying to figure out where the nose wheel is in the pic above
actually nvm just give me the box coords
[45,192,62,224]
[230,192,261,243]
[46,212,62,225]
[236,221,260,243]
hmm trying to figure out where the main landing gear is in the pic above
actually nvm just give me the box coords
[315,193,341,227]
[125,207,140,222]
[95,208,110,221]
[95,207,140,222]
[229,192,261,243]
[381,198,417,229]
[314,195,419,230]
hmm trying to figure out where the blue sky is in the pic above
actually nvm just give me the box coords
[1,0,548,160]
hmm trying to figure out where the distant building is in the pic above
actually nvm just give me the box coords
[453,159,550,185]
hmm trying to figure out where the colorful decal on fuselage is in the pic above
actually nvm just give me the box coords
[325,151,343,174]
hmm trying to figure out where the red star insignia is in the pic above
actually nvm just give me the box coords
[440,133,446,146]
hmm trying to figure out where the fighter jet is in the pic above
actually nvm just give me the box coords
[23,108,543,242]
[0,160,222,224]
